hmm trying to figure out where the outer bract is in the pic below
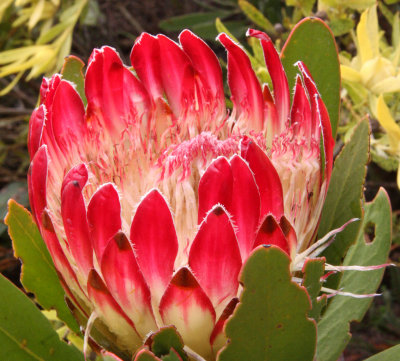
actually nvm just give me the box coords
[27,29,334,360]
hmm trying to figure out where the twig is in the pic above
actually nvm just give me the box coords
[183,346,207,361]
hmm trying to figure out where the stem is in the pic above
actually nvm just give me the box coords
[83,311,97,358]
[183,346,207,361]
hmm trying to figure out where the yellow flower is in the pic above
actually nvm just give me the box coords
[341,5,400,95]
[376,95,400,188]
[341,5,400,189]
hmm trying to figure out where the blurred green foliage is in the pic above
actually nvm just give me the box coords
[339,4,400,188]
[0,0,101,95]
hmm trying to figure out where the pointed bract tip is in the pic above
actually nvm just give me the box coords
[41,209,55,232]
[212,206,225,216]
[133,32,156,45]
[171,267,199,289]
[246,28,271,42]
[88,269,106,291]
[178,29,195,42]
[62,163,88,192]
[203,203,230,221]
[139,188,169,207]
[279,215,294,238]
[259,214,279,233]
[130,32,158,60]
[215,32,225,43]
[216,33,236,48]
[113,231,130,251]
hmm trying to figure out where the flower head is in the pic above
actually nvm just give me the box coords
[28,29,333,359]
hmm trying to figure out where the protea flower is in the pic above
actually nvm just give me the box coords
[27,29,334,360]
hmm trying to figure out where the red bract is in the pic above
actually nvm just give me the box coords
[28,29,334,359]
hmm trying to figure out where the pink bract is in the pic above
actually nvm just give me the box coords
[28,29,334,359]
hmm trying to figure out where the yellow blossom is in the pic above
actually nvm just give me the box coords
[376,95,400,188]
[341,5,400,95]
[341,5,400,188]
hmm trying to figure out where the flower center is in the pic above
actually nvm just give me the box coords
[65,127,240,268]
[156,132,239,265]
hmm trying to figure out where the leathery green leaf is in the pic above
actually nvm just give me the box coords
[317,188,392,361]
[365,343,400,360]
[5,200,80,334]
[0,181,29,235]
[161,349,183,361]
[281,18,340,136]
[302,258,327,322]
[134,349,160,361]
[61,55,86,106]
[217,246,316,361]
[319,119,369,268]
[0,274,84,361]
[146,326,188,361]
[159,11,230,32]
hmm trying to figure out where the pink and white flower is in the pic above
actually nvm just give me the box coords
[27,29,334,359]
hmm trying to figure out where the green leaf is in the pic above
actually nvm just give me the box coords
[257,0,282,24]
[365,344,400,360]
[238,0,275,34]
[61,55,86,106]
[181,22,218,41]
[133,347,183,361]
[329,18,354,36]
[216,20,249,41]
[80,0,102,27]
[0,181,29,235]
[281,18,340,136]
[342,81,369,106]
[146,326,187,361]
[0,274,84,361]
[302,258,327,322]
[100,353,131,361]
[215,17,240,44]
[392,12,399,50]
[345,0,375,10]
[378,1,395,25]
[159,11,230,32]
[318,120,369,267]
[160,11,248,41]
[37,22,70,45]
[286,0,315,17]
[217,246,316,361]
[316,188,392,361]
[384,0,400,5]
[371,149,399,172]
[134,349,160,361]
[5,200,80,334]
[161,349,182,361]
[189,20,248,41]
